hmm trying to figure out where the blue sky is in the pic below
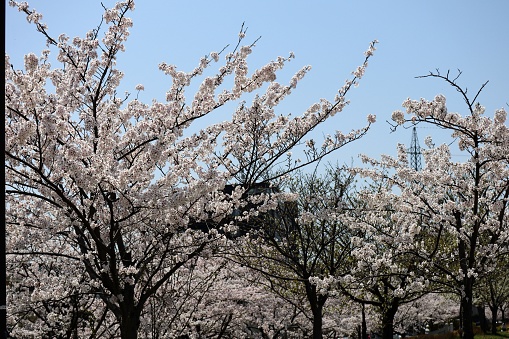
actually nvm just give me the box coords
[5,0,509,168]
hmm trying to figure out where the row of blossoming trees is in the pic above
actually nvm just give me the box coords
[5,1,509,338]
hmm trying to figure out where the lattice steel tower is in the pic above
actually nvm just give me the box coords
[407,126,423,171]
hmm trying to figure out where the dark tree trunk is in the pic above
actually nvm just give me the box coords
[477,305,488,333]
[119,311,141,339]
[305,281,326,339]
[362,303,368,339]
[311,301,324,339]
[118,285,141,339]
[489,305,498,334]
[459,302,463,334]
[460,279,474,339]
[381,303,398,339]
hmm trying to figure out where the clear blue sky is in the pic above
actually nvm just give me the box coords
[5,0,509,167]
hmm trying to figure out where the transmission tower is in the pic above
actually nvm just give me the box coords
[407,126,423,171]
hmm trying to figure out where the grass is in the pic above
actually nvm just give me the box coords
[475,333,509,339]
[409,327,509,339]
[473,323,509,339]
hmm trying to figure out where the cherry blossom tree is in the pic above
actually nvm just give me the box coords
[5,1,377,338]
[227,167,362,339]
[329,180,437,339]
[7,250,117,338]
[136,256,310,338]
[475,256,509,334]
[394,293,459,335]
[313,70,508,339]
[359,70,509,339]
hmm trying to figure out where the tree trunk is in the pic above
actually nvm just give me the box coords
[119,285,141,339]
[502,307,506,328]
[461,279,474,339]
[489,305,498,334]
[459,302,463,334]
[119,311,141,339]
[362,303,368,339]
[311,302,324,339]
[381,303,398,339]
[305,281,326,339]
[477,305,488,333]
